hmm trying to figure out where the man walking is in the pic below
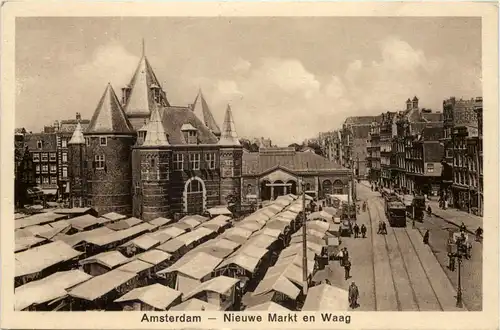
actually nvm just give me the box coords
[344,259,351,280]
[353,223,360,238]
[360,224,367,238]
[348,282,359,309]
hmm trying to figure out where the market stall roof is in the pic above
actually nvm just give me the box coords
[252,273,300,300]
[67,215,100,231]
[115,283,181,310]
[307,211,333,222]
[217,254,260,273]
[15,236,47,252]
[106,217,143,231]
[80,251,130,269]
[174,252,223,280]
[147,217,173,227]
[85,223,154,247]
[159,226,186,239]
[69,269,136,301]
[15,212,67,229]
[280,244,316,260]
[206,206,233,217]
[170,298,221,311]
[237,221,262,232]
[116,259,153,274]
[24,224,56,236]
[15,269,92,311]
[120,234,160,251]
[176,227,214,247]
[15,241,82,278]
[101,212,127,221]
[54,207,95,216]
[184,276,240,301]
[292,228,325,239]
[224,227,253,239]
[276,253,315,271]
[290,241,323,255]
[245,301,290,311]
[156,238,186,254]
[232,244,268,260]
[135,249,172,265]
[53,226,115,247]
[302,283,349,311]
[266,262,314,287]
[259,227,282,238]
[244,233,276,249]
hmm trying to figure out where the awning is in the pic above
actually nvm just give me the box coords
[207,206,232,217]
[27,189,43,197]
[40,188,58,195]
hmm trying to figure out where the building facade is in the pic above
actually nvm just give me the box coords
[341,116,378,178]
[367,121,381,184]
[15,128,36,207]
[25,132,59,199]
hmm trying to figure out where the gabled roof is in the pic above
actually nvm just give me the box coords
[124,54,169,116]
[86,84,134,134]
[344,116,378,126]
[143,107,169,147]
[218,105,241,146]
[191,90,221,136]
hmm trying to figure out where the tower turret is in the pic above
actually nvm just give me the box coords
[68,122,86,208]
[191,89,221,138]
[132,106,171,220]
[218,105,242,207]
[85,83,136,216]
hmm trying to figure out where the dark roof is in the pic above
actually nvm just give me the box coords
[159,107,219,145]
[424,142,444,163]
[86,84,134,134]
[15,128,27,135]
[24,133,57,151]
[59,120,90,133]
[422,126,443,141]
[344,116,378,126]
[422,112,442,123]
[351,125,371,139]
[242,148,346,176]
[413,96,419,101]
[191,91,221,136]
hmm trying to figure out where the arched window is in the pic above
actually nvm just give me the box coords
[247,184,253,195]
[305,183,311,191]
[333,180,344,194]
[188,179,203,193]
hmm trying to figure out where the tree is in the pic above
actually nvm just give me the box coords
[288,143,303,151]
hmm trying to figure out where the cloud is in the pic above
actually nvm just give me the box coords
[232,58,251,74]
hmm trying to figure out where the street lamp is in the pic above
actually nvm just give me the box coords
[448,232,468,308]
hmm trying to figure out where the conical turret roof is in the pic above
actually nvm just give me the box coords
[218,105,240,146]
[87,84,134,134]
[192,89,221,136]
[143,107,169,147]
[68,122,85,144]
[125,50,169,116]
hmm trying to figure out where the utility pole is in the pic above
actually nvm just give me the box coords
[301,178,308,295]
[475,138,481,216]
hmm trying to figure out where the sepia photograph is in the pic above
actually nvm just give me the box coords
[2,1,499,329]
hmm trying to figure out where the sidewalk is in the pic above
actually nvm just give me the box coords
[428,200,483,234]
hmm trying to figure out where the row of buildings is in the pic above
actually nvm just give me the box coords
[15,46,351,218]
[319,96,483,216]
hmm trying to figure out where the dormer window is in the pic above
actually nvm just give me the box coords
[37,141,43,149]
[181,124,198,145]
[100,137,107,146]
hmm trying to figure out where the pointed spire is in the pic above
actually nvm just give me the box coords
[142,38,145,57]
[191,89,221,136]
[143,107,169,146]
[87,84,134,134]
[218,105,240,146]
[68,122,85,144]
[124,51,169,116]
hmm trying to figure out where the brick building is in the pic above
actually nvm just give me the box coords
[68,49,245,219]
[379,111,397,189]
[14,128,37,207]
[25,132,59,198]
[367,121,381,184]
[319,130,342,164]
[441,97,482,213]
[241,147,351,201]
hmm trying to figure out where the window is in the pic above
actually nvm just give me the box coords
[41,153,48,162]
[62,152,68,163]
[42,164,48,173]
[189,153,200,170]
[62,167,68,178]
[86,138,90,146]
[62,139,67,148]
[205,153,216,169]
[37,141,43,149]
[43,176,49,184]
[187,179,203,193]
[35,165,40,173]
[95,155,105,169]
[36,177,41,184]
[173,154,184,171]
[33,153,40,162]
[445,149,452,158]
[50,153,57,161]
[50,176,57,184]
[100,137,107,146]
[50,164,57,173]
[150,158,156,167]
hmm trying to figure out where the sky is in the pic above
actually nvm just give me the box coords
[16,17,481,146]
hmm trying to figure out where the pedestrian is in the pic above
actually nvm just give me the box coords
[382,222,387,235]
[377,221,382,234]
[427,205,432,217]
[348,282,359,309]
[475,226,483,242]
[361,224,367,238]
[344,259,351,280]
[338,249,344,266]
[448,253,456,271]
[460,222,467,233]
[423,230,430,245]
[353,223,360,238]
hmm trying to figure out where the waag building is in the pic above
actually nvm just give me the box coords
[68,48,350,219]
